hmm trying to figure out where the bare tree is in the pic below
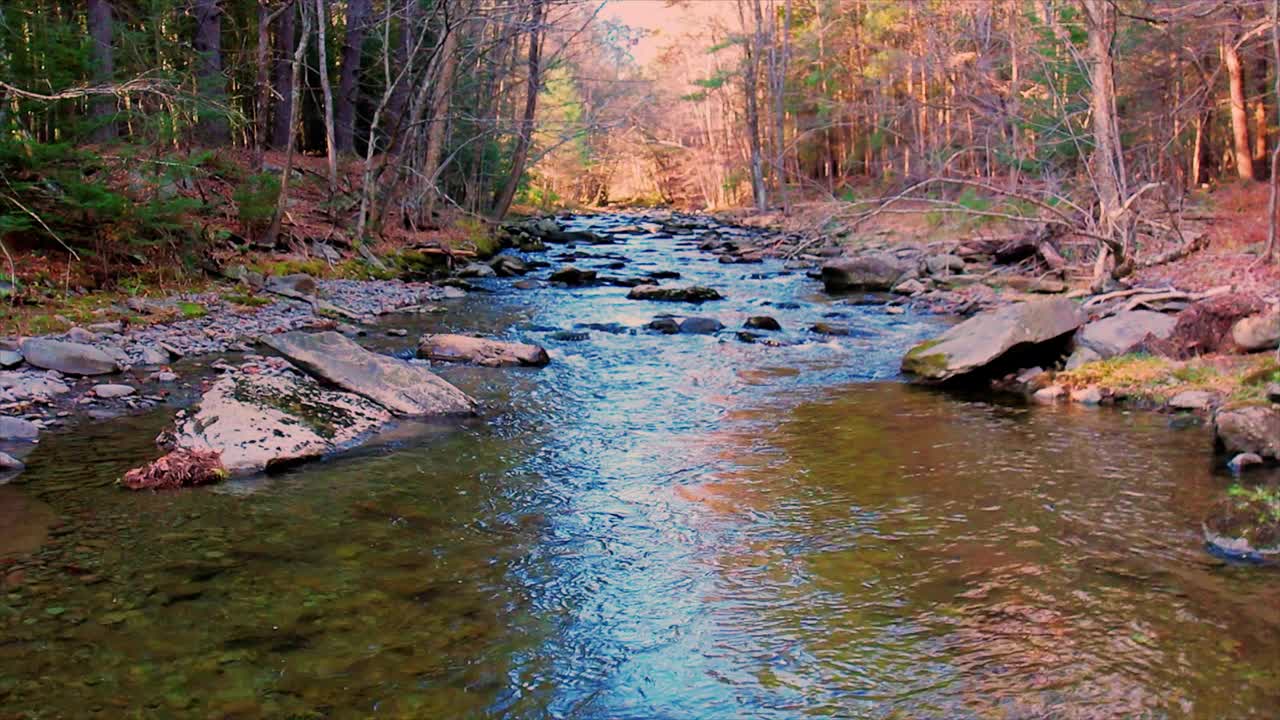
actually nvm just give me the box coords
[271,0,297,149]
[266,1,311,246]
[194,0,228,145]
[314,0,339,198]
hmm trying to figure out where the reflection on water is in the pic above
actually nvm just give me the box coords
[2,215,1279,718]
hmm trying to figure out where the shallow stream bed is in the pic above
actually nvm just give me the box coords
[2,214,1278,719]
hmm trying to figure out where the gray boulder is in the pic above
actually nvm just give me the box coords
[0,416,39,442]
[902,298,1083,382]
[457,263,497,279]
[1075,310,1177,359]
[19,338,119,376]
[924,254,965,276]
[820,255,907,293]
[1214,405,1280,461]
[549,266,597,286]
[418,334,551,368]
[1232,309,1280,352]
[262,331,476,416]
[0,350,22,369]
[679,317,724,334]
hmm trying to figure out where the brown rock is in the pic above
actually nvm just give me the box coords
[418,334,551,367]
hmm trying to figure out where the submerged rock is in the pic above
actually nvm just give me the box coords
[19,338,119,376]
[902,298,1083,382]
[820,255,908,293]
[263,331,476,416]
[626,285,723,303]
[418,334,550,367]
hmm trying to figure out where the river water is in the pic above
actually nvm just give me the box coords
[2,214,1279,719]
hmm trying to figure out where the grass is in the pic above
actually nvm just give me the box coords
[1058,352,1280,404]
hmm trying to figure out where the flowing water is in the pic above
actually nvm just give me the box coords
[2,214,1279,719]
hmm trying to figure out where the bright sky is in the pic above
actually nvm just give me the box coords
[603,0,737,66]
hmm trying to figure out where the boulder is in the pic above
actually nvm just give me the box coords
[820,255,907,293]
[262,331,476,416]
[138,346,170,366]
[1075,310,1178,359]
[1232,308,1280,352]
[418,334,550,368]
[457,263,497,279]
[626,285,723,303]
[811,323,852,336]
[0,350,22,369]
[0,416,39,442]
[92,384,136,399]
[489,255,528,277]
[892,278,927,295]
[19,338,119,376]
[1169,390,1216,411]
[648,318,680,334]
[679,317,724,335]
[0,451,23,472]
[902,298,1083,382]
[143,371,395,476]
[1214,404,1280,460]
[744,316,781,331]
[266,273,318,296]
[549,266,597,286]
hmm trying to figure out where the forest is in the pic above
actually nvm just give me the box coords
[1,0,1278,297]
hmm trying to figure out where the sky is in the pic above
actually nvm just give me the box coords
[602,0,738,66]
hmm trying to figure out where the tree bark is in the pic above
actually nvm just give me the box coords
[254,3,290,168]
[739,0,767,211]
[194,0,229,145]
[314,0,339,197]
[423,26,460,216]
[1224,29,1256,180]
[1081,0,1132,288]
[335,0,372,153]
[86,0,115,142]
[271,1,297,149]
[267,1,311,247]
[490,0,545,221]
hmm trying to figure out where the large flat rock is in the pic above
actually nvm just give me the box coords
[821,255,908,293]
[262,331,476,416]
[170,372,395,476]
[19,338,119,376]
[903,298,1083,382]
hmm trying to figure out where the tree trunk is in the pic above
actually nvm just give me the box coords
[86,0,115,142]
[423,26,460,216]
[271,1,296,149]
[254,2,289,168]
[1081,0,1131,288]
[335,0,372,153]
[739,0,767,211]
[314,0,339,198]
[1266,0,1280,262]
[1224,31,1256,180]
[194,0,229,145]
[267,1,311,247]
[490,0,545,221]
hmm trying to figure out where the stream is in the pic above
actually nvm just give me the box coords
[2,213,1279,718]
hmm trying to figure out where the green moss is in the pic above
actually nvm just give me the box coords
[176,301,207,318]
[901,339,949,376]
[222,293,271,308]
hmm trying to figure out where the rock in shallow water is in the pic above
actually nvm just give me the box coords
[902,299,1083,382]
[820,255,908,293]
[19,338,119,376]
[1214,404,1280,461]
[418,334,550,367]
[93,384,136,399]
[0,416,39,442]
[626,285,722,303]
[263,331,476,416]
